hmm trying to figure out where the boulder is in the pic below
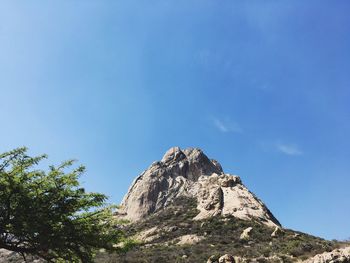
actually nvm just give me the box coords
[176,234,204,245]
[240,227,253,240]
[271,226,284,237]
[219,254,235,263]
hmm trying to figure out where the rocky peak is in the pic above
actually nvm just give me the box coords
[119,147,280,227]
[160,147,223,181]
[161,147,186,164]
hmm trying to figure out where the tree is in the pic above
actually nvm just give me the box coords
[0,147,123,262]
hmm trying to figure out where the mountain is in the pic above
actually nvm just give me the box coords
[106,147,349,263]
[119,147,279,227]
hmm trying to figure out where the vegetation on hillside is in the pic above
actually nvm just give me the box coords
[98,197,344,263]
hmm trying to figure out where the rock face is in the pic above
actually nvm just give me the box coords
[120,147,280,227]
[303,247,350,263]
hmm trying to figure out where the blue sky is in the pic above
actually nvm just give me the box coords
[1,1,350,240]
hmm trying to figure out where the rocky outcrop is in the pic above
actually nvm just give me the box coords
[176,234,204,245]
[119,147,280,227]
[240,227,253,240]
[208,254,291,263]
[194,173,278,227]
[303,246,350,263]
[135,226,159,243]
[271,226,284,237]
[0,250,19,263]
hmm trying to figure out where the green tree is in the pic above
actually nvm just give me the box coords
[0,147,122,262]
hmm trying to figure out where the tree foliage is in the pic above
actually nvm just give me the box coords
[0,147,122,262]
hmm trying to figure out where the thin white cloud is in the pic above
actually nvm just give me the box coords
[212,117,242,133]
[276,143,303,156]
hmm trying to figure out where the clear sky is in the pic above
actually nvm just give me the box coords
[1,1,349,240]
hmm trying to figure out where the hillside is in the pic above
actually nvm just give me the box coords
[99,147,349,263]
[96,196,345,263]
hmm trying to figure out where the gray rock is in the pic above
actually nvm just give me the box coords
[119,147,280,227]
[0,249,43,263]
[271,226,284,237]
[240,227,253,240]
[303,247,350,263]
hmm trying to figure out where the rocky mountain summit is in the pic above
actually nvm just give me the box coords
[119,147,280,227]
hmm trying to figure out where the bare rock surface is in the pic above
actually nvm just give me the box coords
[271,226,284,237]
[119,147,280,226]
[208,254,290,263]
[0,249,43,263]
[240,227,253,240]
[176,234,204,245]
[0,249,20,263]
[303,246,350,263]
[134,226,159,243]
